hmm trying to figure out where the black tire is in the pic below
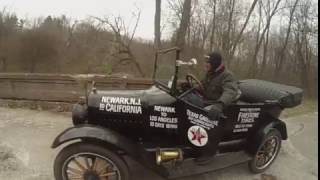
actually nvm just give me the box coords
[248,128,282,174]
[54,142,130,180]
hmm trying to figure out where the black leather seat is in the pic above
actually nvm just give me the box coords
[238,79,303,108]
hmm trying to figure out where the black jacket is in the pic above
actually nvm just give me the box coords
[202,68,240,111]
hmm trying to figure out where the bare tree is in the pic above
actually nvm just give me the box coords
[257,0,268,76]
[95,10,145,77]
[292,0,317,95]
[188,1,211,49]
[0,9,19,72]
[229,0,259,63]
[0,1,317,96]
[65,20,77,48]
[222,0,236,64]
[175,0,192,48]
[154,0,161,49]
[247,0,282,77]
[273,0,299,79]
[259,25,270,76]
[209,0,217,51]
[167,0,184,22]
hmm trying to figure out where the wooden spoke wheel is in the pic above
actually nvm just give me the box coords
[248,129,282,173]
[54,142,129,180]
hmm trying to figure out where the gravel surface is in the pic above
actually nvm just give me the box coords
[0,107,317,180]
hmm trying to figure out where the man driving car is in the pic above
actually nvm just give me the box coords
[187,51,241,164]
[202,51,240,120]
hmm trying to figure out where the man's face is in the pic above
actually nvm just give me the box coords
[205,62,211,72]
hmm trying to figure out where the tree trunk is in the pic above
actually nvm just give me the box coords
[260,26,270,77]
[229,0,259,62]
[209,0,217,51]
[224,0,236,66]
[296,36,310,95]
[154,0,161,49]
[176,0,192,48]
[247,0,282,77]
[273,0,299,79]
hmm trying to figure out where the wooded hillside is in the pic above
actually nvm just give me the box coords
[0,0,318,96]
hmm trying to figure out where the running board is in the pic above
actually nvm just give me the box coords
[217,139,247,153]
[165,151,252,179]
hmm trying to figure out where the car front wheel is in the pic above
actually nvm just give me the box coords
[54,142,129,180]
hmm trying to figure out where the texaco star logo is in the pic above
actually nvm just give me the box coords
[187,125,208,147]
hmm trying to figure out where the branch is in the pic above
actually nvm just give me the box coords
[128,9,141,46]
[65,20,77,48]
[167,0,183,21]
[230,0,259,58]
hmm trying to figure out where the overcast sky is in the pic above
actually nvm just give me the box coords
[0,0,160,40]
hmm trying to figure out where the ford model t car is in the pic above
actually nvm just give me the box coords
[51,47,303,180]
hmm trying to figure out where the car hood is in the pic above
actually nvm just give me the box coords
[87,85,176,108]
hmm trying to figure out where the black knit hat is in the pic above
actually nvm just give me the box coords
[205,51,222,70]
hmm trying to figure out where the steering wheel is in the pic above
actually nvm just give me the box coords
[186,74,204,94]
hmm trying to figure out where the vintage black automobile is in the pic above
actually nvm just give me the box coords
[51,47,303,180]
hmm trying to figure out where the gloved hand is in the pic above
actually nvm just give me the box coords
[180,82,191,91]
[207,104,223,120]
[208,108,222,120]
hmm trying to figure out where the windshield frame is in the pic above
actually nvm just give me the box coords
[152,47,181,95]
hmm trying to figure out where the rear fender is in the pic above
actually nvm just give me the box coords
[247,118,287,155]
[51,125,169,177]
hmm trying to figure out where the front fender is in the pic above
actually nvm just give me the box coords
[51,125,169,177]
[51,125,136,150]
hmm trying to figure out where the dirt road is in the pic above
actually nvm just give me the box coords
[0,107,317,180]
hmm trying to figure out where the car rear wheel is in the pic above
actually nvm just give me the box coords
[248,128,282,173]
[54,142,129,180]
